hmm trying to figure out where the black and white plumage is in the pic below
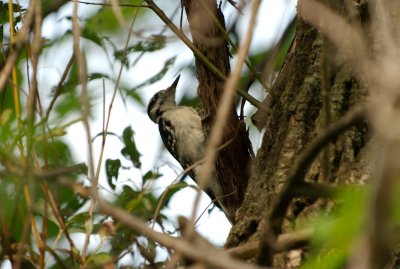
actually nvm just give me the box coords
[147,76,231,221]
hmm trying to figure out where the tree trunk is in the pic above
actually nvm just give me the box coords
[182,0,253,223]
[180,0,400,267]
[227,0,375,267]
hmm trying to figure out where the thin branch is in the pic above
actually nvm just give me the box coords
[44,54,75,121]
[189,0,270,91]
[27,2,44,265]
[44,184,83,264]
[0,162,87,180]
[145,0,267,112]
[293,181,362,199]
[93,191,270,269]
[227,228,313,260]
[354,141,400,268]
[0,6,33,93]
[36,163,88,179]
[74,0,148,8]
[92,0,142,188]
[77,0,269,111]
[71,0,93,261]
[0,0,68,94]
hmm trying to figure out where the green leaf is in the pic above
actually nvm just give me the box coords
[143,170,162,183]
[85,4,143,34]
[115,186,158,220]
[66,212,90,233]
[120,126,141,168]
[0,108,14,143]
[0,3,25,25]
[34,140,73,167]
[82,27,103,47]
[156,182,188,209]
[0,108,11,125]
[54,63,81,118]
[34,199,61,238]
[88,72,111,81]
[302,188,367,269]
[128,89,145,106]
[110,225,138,257]
[0,177,24,241]
[86,252,113,266]
[105,158,121,190]
[66,212,102,234]
[92,131,118,142]
[114,36,166,61]
[59,191,87,218]
[125,56,176,96]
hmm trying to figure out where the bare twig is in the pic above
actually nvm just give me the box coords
[94,191,270,269]
[0,3,34,93]
[0,163,87,179]
[28,2,44,266]
[145,0,266,112]
[74,0,148,8]
[78,0,269,111]
[227,228,313,260]
[71,0,93,261]
[0,0,68,94]
[44,54,75,121]
[92,0,141,182]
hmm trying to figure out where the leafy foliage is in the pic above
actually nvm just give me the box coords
[121,126,141,168]
[0,1,186,267]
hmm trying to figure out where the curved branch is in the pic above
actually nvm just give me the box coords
[94,192,271,269]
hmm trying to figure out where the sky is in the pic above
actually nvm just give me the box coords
[1,0,297,267]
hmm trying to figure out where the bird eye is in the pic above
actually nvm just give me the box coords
[153,92,161,99]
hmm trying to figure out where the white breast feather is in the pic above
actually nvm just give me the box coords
[163,107,204,161]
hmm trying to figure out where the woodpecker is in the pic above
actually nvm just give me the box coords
[147,76,234,223]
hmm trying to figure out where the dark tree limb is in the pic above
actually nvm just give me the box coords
[181,0,253,221]
[227,228,312,260]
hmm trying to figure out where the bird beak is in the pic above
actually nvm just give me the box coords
[170,75,180,89]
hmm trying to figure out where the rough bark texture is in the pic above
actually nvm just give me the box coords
[226,0,374,266]
[182,0,252,222]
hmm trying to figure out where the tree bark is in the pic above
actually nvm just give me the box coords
[182,0,253,222]
[226,0,374,267]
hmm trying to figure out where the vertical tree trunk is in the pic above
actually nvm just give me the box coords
[182,0,253,222]
[226,0,373,266]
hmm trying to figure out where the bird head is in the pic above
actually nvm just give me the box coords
[147,75,180,123]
